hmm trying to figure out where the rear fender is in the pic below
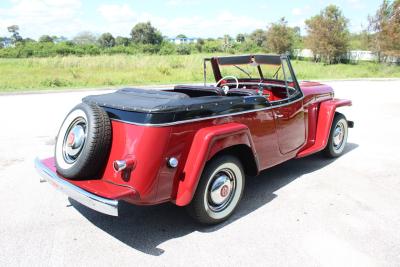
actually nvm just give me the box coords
[175,123,258,206]
[297,99,352,158]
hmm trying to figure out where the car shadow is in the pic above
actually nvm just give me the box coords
[70,143,358,256]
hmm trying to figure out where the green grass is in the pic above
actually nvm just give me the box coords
[0,54,399,92]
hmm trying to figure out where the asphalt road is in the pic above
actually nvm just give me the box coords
[1,80,399,267]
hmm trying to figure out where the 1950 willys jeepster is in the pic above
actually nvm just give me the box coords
[35,54,353,224]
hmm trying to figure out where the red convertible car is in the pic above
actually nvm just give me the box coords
[35,54,353,224]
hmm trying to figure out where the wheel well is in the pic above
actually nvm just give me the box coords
[335,111,345,118]
[212,144,258,176]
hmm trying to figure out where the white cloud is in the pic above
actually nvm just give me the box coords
[165,0,200,7]
[291,6,310,16]
[0,1,269,39]
[97,4,135,24]
[347,0,365,10]
[292,8,303,16]
[96,7,267,38]
[0,0,84,38]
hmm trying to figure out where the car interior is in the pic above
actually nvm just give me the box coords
[171,82,290,102]
[169,55,300,103]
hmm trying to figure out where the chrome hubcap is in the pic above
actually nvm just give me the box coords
[208,169,236,212]
[333,121,346,151]
[62,118,87,164]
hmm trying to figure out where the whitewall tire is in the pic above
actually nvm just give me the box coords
[187,155,245,224]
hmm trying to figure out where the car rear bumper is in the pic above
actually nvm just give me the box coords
[34,158,119,216]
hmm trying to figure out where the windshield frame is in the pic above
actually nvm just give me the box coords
[204,54,301,94]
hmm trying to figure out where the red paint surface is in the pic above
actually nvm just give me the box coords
[43,81,351,207]
[175,123,255,206]
[296,99,352,158]
[41,158,137,201]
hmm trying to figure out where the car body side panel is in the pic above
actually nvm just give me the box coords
[274,100,306,154]
[297,99,352,158]
[174,123,257,206]
[299,82,334,152]
[100,121,172,204]
[156,108,281,203]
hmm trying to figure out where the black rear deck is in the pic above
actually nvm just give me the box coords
[83,87,269,125]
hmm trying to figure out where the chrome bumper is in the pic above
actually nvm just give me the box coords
[34,158,118,216]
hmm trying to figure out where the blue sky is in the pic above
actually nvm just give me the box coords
[0,0,381,39]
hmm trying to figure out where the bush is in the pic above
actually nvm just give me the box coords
[238,41,264,53]
[0,36,273,58]
[176,44,191,55]
[135,43,160,54]
[159,42,176,55]
[106,45,137,55]
[203,40,224,53]
[40,78,71,87]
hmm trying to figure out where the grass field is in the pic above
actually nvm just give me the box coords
[0,54,399,92]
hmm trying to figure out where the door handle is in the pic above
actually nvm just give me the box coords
[275,113,284,118]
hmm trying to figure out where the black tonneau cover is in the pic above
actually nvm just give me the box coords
[83,88,259,113]
[83,88,188,113]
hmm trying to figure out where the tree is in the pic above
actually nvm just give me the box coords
[73,31,97,45]
[24,38,36,43]
[98,32,115,48]
[265,17,295,54]
[53,36,68,43]
[115,36,130,46]
[368,0,400,59]
[292,26,304,49]
[349,32,370,50]
[236,33,245,43]
[305,5,350,64]
[249,29,267,47]
[39,35,54,43]
[223,35,233,43]
[195,38,205,52]
[176,34,187,39]
[130,22,163,45]
[222,34,233,52]
[7,25,22,44]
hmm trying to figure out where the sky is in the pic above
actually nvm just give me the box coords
[0,0,382,40]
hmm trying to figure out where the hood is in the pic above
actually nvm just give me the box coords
[299,81,333,97]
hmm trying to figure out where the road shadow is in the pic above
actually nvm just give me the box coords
[70,143,358,256]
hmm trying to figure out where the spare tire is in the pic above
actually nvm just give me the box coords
[55,103,111,179]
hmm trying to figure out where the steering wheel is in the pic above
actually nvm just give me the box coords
[216,75,239,94]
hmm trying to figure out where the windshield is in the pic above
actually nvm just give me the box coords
[219,64,261,79]
[219,61,293,82]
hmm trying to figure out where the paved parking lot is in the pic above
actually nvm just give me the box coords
[1,80,400,266]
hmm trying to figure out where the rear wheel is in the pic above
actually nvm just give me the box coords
[187,155,245,224]
[55,103,111,179]
[324,113,348,158]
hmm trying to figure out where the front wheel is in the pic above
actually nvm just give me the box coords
[324,113,348,158]
[187,155,245,224]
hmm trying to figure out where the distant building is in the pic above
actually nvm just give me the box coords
[293,48,399,63]
[168,37,198,45]
[347,50,378,62]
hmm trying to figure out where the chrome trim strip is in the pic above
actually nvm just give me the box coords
[34,158,118,216]
[110,96,305,127]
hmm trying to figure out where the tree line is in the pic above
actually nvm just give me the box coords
[0,1,399,64]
